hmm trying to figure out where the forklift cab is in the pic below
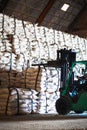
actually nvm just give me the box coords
[69,63,87,96]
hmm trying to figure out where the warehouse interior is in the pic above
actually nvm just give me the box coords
[0,0,87,130]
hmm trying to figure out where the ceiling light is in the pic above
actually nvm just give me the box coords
[61,3,70,11]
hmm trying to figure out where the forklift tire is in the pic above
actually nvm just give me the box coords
[55,97,70,115]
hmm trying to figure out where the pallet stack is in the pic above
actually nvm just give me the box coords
[0,88,40,115]
[0,67,60,115]
[0,67,42,91]
[26,67,42,92]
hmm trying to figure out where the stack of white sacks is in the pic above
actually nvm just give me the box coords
[0,87,40,115]
[7,88,32,115]
[0,67,60,115]
[39,67,60,114]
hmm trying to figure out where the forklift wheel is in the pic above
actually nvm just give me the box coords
[55,97,70,115]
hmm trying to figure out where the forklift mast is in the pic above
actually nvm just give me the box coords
[32,48,76,90]
[57,48,76,87]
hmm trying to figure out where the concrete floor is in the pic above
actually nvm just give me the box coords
[0,114,87,130]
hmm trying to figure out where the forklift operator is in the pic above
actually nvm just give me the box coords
[74,69,87,92]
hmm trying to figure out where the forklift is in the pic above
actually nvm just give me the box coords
[33,48,87,115]
[55,49,87,115]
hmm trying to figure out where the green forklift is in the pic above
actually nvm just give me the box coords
[55,49,87,115]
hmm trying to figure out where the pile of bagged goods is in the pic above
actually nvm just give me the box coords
[0,67,60,115]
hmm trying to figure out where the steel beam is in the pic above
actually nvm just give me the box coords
[36,0,56,25]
